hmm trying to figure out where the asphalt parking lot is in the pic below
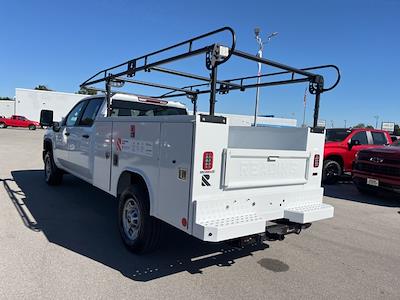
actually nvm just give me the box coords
[1,128,399,299]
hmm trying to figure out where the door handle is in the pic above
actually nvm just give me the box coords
[267,156,279,162]
[82,134,90,138]
[64,132,70,136]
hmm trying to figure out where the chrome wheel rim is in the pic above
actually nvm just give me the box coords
[122,197,141,241]
[45,156,51,181]
[0,123,4,128]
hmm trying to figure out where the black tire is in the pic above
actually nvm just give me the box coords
[44,152,63,185]
[118,185,162,254]
[0,122,7,129]
[28,124,36,130]
[322,160,342,184]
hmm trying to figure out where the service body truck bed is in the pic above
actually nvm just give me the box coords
[43,94,332,248]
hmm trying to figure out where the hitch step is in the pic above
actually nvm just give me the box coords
[265,222,311,241]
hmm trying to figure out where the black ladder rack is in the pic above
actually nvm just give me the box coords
[80,26,340,129]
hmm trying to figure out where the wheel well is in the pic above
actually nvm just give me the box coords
[117,171,149,200]
[43,139,52,153]
[325,155,343,167]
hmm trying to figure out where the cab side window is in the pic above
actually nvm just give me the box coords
[371,132,387,145]
[66,101,86,126]
[351,131,368,145]
[79,98,103,126]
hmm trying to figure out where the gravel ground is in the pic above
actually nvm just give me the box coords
[1,128,399,299]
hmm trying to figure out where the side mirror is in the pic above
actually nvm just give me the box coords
[40,110,54,127]
[348,139,360,149]
[52,121,61,132]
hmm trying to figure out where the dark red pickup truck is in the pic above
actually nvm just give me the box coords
[353,140,400,194]
[0,115,40,130]
[323,128,392,183]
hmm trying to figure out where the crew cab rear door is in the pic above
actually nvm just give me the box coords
[19,116,29,127]
[370,131,390,146]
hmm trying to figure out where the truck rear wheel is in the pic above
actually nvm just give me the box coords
[322,160,342,184]
[0,122,7,128]
[118,185,161,254]
[44,152,63,185]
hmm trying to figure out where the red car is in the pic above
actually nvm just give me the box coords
[353,140,400,194]
[0,115,40,130]
[323,128,392,183]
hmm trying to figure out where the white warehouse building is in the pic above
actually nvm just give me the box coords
[0,99,15,117]
[7,88,296,127]
[15,88,89,122]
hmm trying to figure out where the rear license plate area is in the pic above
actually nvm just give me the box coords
[367,178,379,187]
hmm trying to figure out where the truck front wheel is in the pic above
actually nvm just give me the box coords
[118,185,161,254]
[322,160,342,184]
[44,152,63,185]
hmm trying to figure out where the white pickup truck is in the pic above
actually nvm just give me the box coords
[40,27,340,253]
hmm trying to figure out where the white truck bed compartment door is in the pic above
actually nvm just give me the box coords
[222,149,309,189]
[92,121,112,192]
[158,122,193,231]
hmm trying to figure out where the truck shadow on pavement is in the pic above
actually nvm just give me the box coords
[3,170,271,282]
[324,181,400,208]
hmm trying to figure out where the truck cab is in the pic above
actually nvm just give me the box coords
[323,128,392,183]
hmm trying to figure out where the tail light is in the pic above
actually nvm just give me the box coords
[203,151,214,170]
[313,154,320,168]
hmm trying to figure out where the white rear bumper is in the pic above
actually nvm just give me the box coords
[193,202,334,242]
[284,203,334,224]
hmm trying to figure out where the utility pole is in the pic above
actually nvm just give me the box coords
[344,119,347,128]
[253,28,278,126]
[373,115,379,129]
[302,87,307,127]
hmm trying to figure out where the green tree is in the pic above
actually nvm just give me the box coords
[34,85,52,91]
[394,124,400,135]
[76,87,97,95]
[353,123,374,129]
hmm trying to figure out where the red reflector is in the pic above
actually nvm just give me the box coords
[203,151,214,170]
[181,218,187,227]
[314,154,320,168]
